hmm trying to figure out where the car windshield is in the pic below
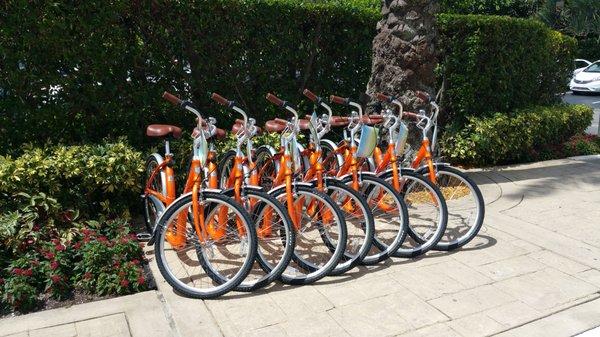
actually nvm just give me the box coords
[584,62,600,73]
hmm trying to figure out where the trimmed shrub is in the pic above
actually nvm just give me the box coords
[437,14,577,124]
[440,0,541,17]
[0,141,143,216]
[0,0,378,153]
[577,37,600,61]
[441,104,593,166]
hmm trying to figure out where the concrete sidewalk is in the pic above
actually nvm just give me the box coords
[2,155,600,337]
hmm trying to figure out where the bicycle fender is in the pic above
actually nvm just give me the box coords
[148,153,167,196]
[146,194,166,246]
[267,181,313,195]
[414,162,451,174]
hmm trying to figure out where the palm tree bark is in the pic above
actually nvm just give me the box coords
[367,0,440,109]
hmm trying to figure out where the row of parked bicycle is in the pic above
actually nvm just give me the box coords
[141,88,485,299]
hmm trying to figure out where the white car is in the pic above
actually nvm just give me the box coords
[570,59,600,94]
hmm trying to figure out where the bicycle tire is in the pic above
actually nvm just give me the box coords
[154,192,257,299]
[418,165,485,251]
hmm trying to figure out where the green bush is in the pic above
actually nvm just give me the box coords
[437,14,577,125]
[441,104,593,166]
[0,141,143,217]
[0,0,378,153]
[577,37,600,61]
[440,0,542,17]
[0,194,147,314]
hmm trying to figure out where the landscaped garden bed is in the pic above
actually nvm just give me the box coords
[0,141,151,315]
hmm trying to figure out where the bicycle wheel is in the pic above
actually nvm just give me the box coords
[154,192,257,299]
[379,169,448,257]
[342,175,408,265]
[217,149,236,189]
[419,165,485,251]
[143,154,165,233]
[254,146,278,191]
[320,139,343,176]
[320,179,374,276]
[269,184,347,285]
[221,188,296,291]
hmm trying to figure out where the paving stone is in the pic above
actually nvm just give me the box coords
[477,255,545,281]
[329,297,410,336]
[75,314,130,337]
[385,290,449,329]
[427,284,515,319]
[508,239,542,254]
[269,284,334,318]
[495,298,600,337]
[528,250,589,275]
[446,312,507,337]
[28,324,77,337]
[486,213,600,269]
[316,274,401,307]
[396,323,460,337]
[2,333,29,337]
[576,269,600,288]
[206,294,287,333]
[279,313,349,337]
[483,301,542,327]
[425,259,492,289]
[242,324,287,337]
[451,238,532,268]
[494,268,599,311]
[389,265,467,301]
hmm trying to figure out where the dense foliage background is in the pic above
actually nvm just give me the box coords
[0,0,378,152]
[437,14,577,124]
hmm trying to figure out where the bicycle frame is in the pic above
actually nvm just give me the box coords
[144,93,225,248]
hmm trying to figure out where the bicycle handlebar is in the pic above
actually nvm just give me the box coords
[163,91,183,106]
[329,95,348,106]
[303,89,318,103]
[403,112,422,120]
[210,92,231,107]
[266,93,285,107]
[375,93,392,103]
[415,91,430,103]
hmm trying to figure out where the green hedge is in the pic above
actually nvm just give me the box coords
[437,14,577,124]
[577,37,600,61]
[0,0,378,153]
[0,141,143,216]
[440,0,541,17]
[442,104,593,166]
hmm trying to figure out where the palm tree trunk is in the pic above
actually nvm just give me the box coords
[367,0,440,109]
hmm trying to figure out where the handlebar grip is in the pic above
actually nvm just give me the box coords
[162,91,182,106]
[329,95,348,105]
[303,89,318,102]
[415,91,430,103]
[266,93,285,107]
[403,112,420,120]
[375,93,391,102]
[210,92,230,106]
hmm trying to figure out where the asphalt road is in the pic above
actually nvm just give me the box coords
[563,91,600,135]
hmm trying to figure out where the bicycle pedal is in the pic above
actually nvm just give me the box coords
[136,232,152,242]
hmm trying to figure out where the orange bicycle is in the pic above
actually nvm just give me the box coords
[207,92,296,291]
[397,92,485,251]
[254,89,375,276]
[143,91,257,298]
[294,93,409,264]
[348,92,450,257]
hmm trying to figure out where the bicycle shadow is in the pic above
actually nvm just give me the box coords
[217,233,497,300]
